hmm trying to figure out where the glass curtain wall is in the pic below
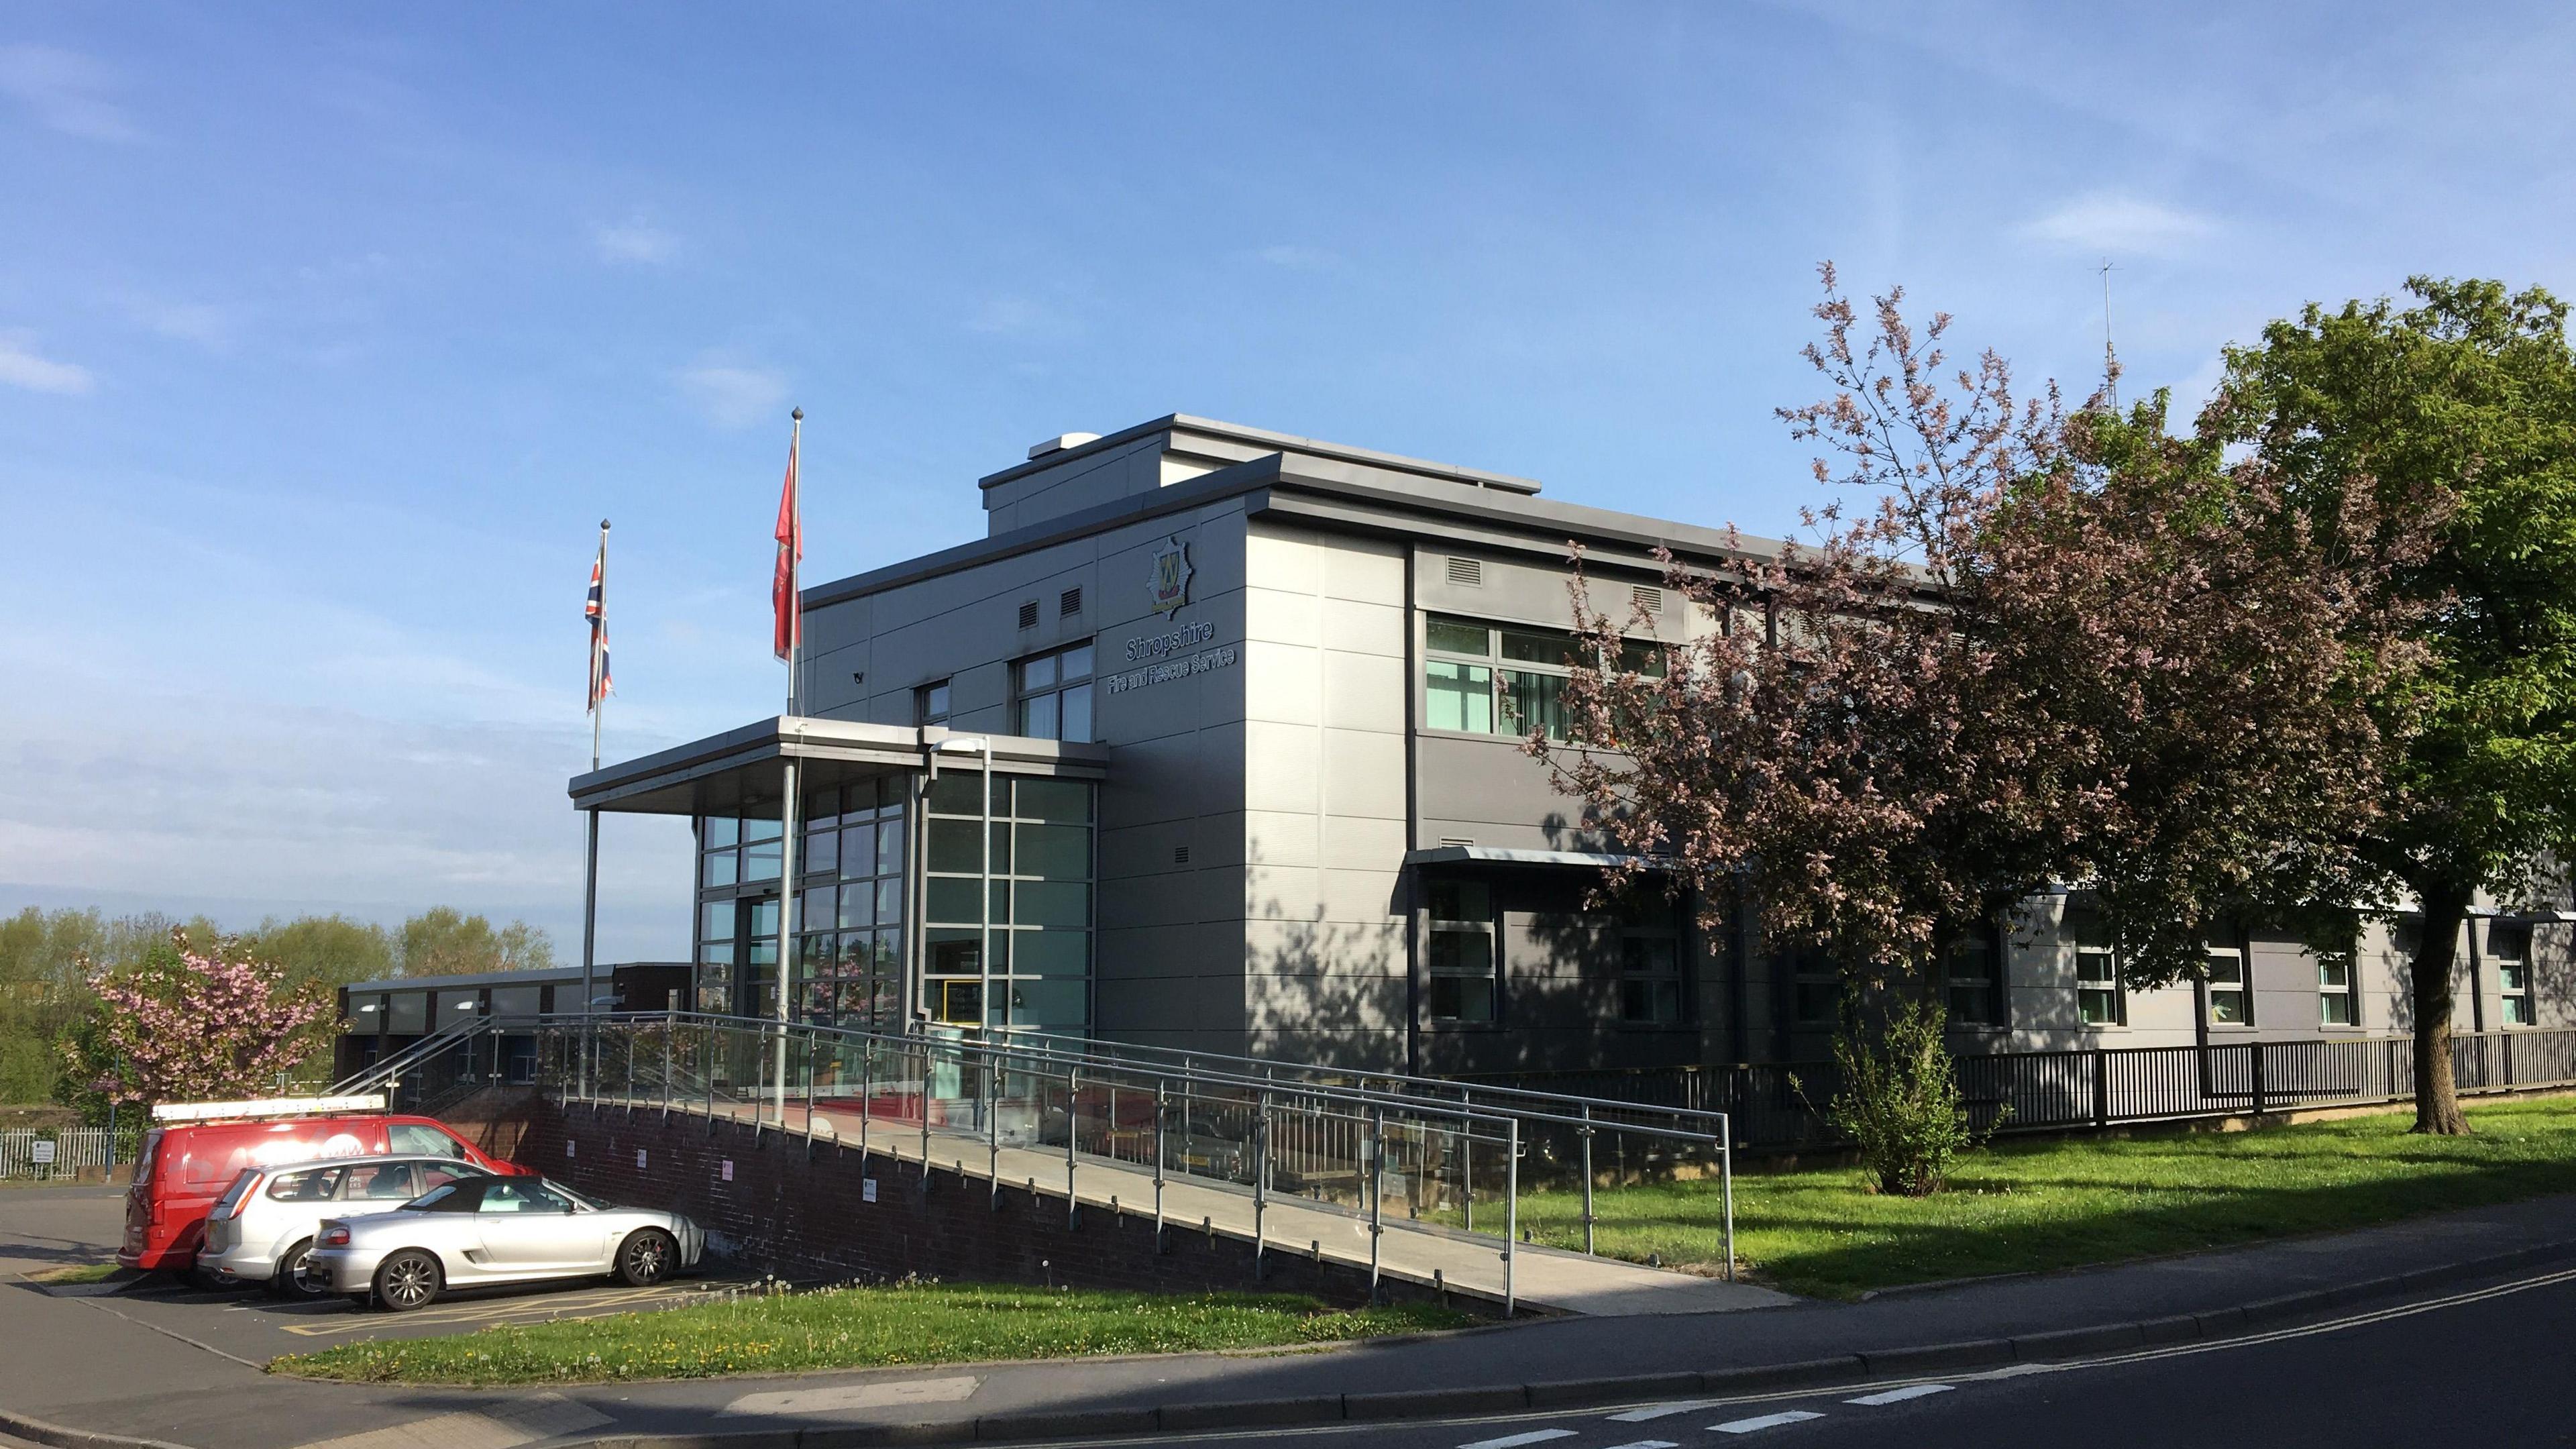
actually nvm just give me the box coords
[922,771,1094,1034]
[696,776,905,1023]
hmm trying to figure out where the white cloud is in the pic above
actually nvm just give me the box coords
[0,44,140,142]
[0,332,95,395]
[592,215,680,266]
[1255,244,1340,271]
[675,359,788,429]
[2019,192,2219,258]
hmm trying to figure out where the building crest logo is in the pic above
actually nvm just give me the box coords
[1147,535,1193,616]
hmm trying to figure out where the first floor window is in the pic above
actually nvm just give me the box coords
[2318,956,2355,1026]
[2068,910,2124,1026]
[1425,659,1492,733]
[1426,879,1497,1023]
[1618,899,1682,1024]
[2204,944,2249,1026]
[2492,921,2534,1026]
[918,679,952,724]
[1014,643,1093,741]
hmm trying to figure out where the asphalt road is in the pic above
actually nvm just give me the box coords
[1130,1267,2576,1449]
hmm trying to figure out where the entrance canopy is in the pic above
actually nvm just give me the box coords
[568,716,1108,818]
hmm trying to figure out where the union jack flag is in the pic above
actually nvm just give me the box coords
[586,541,612,711]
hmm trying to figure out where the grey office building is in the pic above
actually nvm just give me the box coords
[572,415,2572,1078]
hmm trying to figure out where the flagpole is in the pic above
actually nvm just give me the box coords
[582,518,608,1097]
[775,411,802,1120]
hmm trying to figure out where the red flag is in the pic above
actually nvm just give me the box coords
[772,428,801,662]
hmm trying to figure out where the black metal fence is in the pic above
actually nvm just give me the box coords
[1464,1026,2576,1151]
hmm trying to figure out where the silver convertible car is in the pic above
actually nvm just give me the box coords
[305,1175,704,1311]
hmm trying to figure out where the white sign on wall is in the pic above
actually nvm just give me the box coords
[863,1178,877,1203]
[721,1159,734,1182]
[635,1148,647,1170]
[29,1140,53,1166]
[565,1140,576,1159]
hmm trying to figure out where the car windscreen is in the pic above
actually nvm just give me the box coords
[543,1180,608,1211]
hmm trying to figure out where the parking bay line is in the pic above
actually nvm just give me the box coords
[1607,1401,1721,1423]
[1457,1431,1578,1449]
[1709,1410,1825,1435]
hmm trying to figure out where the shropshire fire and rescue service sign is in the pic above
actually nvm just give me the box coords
[1110,535,1237,695]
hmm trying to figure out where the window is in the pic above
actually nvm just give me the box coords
[2204,943,2249,1026]
[266,1167,347,1202]
[1944,932,2003,1027]
[2068,910,2125,1026]
[388,1122,468,1159]
[2318,955,2355,1025]
[349,1163,421,1201]
[1014,642,1094,742]
[1424,614,1664,741]
[922,773,1095,1032]
[2492,921,2535,1026]
[409,1180,482,1213]
[478,1181,574,1214]
[1790,949,1841,1026]
[918,680,951,724]
[1426,879,1497,1024]
[1617,896,1683,1024]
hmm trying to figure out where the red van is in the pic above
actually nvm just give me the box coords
[120,1101,526,1275]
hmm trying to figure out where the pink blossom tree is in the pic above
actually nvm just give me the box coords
[58,930,337,1115]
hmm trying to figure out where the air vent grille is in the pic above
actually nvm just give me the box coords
[1438,836,1475,848]
[1632,584,1664,614]
[1017,600,1039,630]
[1173,845,1191,865]
[1446,556,1483,586]
[1060,587,1083,616]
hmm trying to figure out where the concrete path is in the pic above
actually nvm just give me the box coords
[10,1183,2576,1449]
[661,1093,1788,1317]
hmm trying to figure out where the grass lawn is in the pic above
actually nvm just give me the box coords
[269,1282,1477,1385]
[28,1263,120,1284]
[1509,1095,2576,1300]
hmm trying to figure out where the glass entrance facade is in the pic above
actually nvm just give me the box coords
[692,769,1093,1036]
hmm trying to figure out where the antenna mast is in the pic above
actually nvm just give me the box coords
[2100,257,2119,410]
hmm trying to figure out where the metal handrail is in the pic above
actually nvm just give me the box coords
[327,1014,501,1097]
[543,1009,1739,1293]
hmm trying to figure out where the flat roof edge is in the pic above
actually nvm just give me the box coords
[974,413,1542,494]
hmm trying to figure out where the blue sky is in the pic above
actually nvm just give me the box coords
[3,1,2572,962]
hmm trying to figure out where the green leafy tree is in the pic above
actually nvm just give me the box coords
[398,908,556,977]
[241,914,396,991]
[2214,277,2576,1134]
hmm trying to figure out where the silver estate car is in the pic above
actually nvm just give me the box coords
[305,1175,704,1311]
[200,1155,490,1297]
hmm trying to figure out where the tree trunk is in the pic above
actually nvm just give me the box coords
[2410,877,2474,1136]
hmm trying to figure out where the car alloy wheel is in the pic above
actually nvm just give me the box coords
[373,1250,441,1311]
[616,1229,677,1287]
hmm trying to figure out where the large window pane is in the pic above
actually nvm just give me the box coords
[1003,978,1087,1030]
[1061,643,1093,680]
[792,885,835,933]
[1020,691,1059,740]
[926,877,984,926]
[743,837,782,882]
[1059,682,1092,743]
[926,928,981,976]
[704,816,740,847]
[1498,627,1576,667]
[1014,881,1090,928]
[743,816,784,843]
[1016,824,1090,879]
[877,818,904,873]
[1012,930,1089,976]
[1426,617,1489,655]
[926,773,983,815]
[701,902,734,942]
[926,818,983,873]
[803,825,839,876]
[838,884,875,930]
[1022,653,1057,691]
[1015,779,1093,824]
[875,876,904,925]
[1426,661,1493,733]
[841,823,877,879]
[1499,669,1570,741]
[702,850,738,888]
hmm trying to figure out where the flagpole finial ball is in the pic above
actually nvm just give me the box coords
[600,519,611,531]
[792,407,804,422]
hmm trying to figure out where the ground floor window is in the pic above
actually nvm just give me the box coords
[2492,921,2534,1026]
[922,771,1094,1033]
[1426,879,1497,1023]
[1944,930,2004,1027]
[1618,896,1682,1024]
[2318,956,2355,1026]
[1790,949,1839,1026]
[2068,910,2125,1026]
[2204,943,2249,1026]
